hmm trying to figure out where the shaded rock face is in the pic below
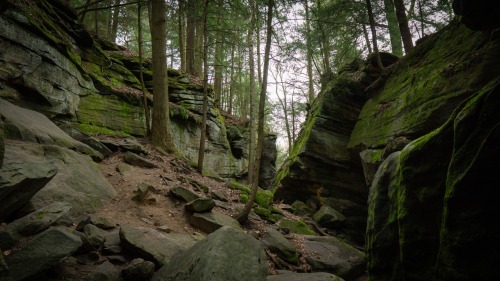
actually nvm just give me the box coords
[0,0,272,180]
[259,134,277,189]
[274,58,378,243]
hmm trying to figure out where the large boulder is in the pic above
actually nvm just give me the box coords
[0,251,12,281]
[152,226,267,281]
[0,99,102,161]
[189,211,242,233]
[9,142,116,218]
[260,227,299,264]
[259,133,277,189]
[119,226,199,267]
[0,142,58,221]
[4,227,82,281]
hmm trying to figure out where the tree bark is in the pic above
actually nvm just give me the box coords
[213,0,223,109]
[151,0,175,153]
[393,0,414,53]
[247,0,257,186]
[304,0,315,104]
[110,0,120,43]
[383,0,403,56]
[228,44,235,115]
[316,0,331,75]
[186,0,196,76]
[366,0,384,70]
[138,0,150,136]
[178,0,186,72]
[237,0,273,224]
[197,0,210,173]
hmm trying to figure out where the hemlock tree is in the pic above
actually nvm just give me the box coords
[151,0,175,153]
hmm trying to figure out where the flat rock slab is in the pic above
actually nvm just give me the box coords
[170,185,200,202]
[121,258,155,281]
[4,227,82,281]
[0,142,58,220]
[302,236,366,280]
[0,99,102,161]
[260,227,299,264]
[267,272,345,281]
[0,201,72,249]
[120,226,198,267]
[123,152,157,168]
[152,226,267,281]
[189,211,241,234]
[185,197,216,213]
[58,123,112,158]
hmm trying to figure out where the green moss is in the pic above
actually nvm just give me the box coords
[240,193,249,204]
[228,181,252,195]
[254,206,272,218]
[278,218,316,235]
[74,123,130,137]
[255,189,273,208]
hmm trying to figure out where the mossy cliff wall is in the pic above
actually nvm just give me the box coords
[0,0,249,178]
[274,17,500,279]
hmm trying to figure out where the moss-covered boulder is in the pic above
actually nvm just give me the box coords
[277,218,316,236]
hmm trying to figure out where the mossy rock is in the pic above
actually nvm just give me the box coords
[278,219,316,236]
[240,193,249,204]
[255,189,273,209]
[228,181,251,195]
[254,207,272,218]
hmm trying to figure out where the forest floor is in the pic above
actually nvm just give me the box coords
[55,135,368,281]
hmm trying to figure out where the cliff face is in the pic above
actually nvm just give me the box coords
[274,16,500,280]
[0,0,251,178]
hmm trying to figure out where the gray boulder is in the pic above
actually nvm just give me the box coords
[0,143,58,220]
[189,211,241,233]
[0,99,102,161]
[152,226,267,281]
[4,227,82,281]
[120,226,198,267]
[170,185,200,202]
[302,236,365,280]
[17,143,116,218]
[103,230,122,254]
[313,205,346,228]
[83,261,119,281]
[121,258,155,281]
[84,224,109,248]
[58,123,112,157]
[123,152,157,168]
[185,197,216,213]
[0,202,72,249]
[260,227,299,264]
[0,251,12,281]
[267,272,345,281]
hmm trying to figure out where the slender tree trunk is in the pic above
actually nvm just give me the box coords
[274,76,291,154]
[383,0,403,56]
[394,0,414,53]
[316,0,331,74]
[186,0,196,76]
[79,0,93,22]
[110,0,120,42]
[366,0,384,70]
[228,44,235,115]
[418,0,424,37]
[151,0,175,153]
[237,0,273,224]
[256,21,262,86]
[198,0,210,173]
[178,0,186,72]
[213,0,223,109]
[247,0,257,186]
[304,0,315,104]
[362,23,373,53]
[291,93,296,143]
[138,0,150,136]
[105,0,112,39]
[194,13,204,77]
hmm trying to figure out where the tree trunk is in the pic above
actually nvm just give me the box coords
[237,0,273,224]
[228,44,235,115]
[186,0,196,76]
[151,0,175,153]
[394,0,414,53]
[138,0,150,136]
[247,0,257,186]
[197,0,210,173]
[194,12,204,77]
[110,0,120,43]
[362,22,373,53]
[213,0,223,109]
[304,0,315,104]
[366,0,384,70]
[178,0,186,72]
[316,0,331,74]
[383,0,403,56]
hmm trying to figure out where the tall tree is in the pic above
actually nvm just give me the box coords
[394,0,414,53]
[151,0,175,152]
[237,0,273,223]
[186,0,196,76]
[366,0,384,69]
[178,0,187,72]
[197,0,210,173]
[247,0,257,186]
[213,0,224,109]
[110,0,120,43]
[383,0,403,56]
[304,0,315,104]
[138,0,151,136]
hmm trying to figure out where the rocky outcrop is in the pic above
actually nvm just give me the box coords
[152,226,267,281]
[273,58,379,243]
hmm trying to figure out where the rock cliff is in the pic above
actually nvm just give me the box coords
[274,15,500,280]
[0,0,253,179]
